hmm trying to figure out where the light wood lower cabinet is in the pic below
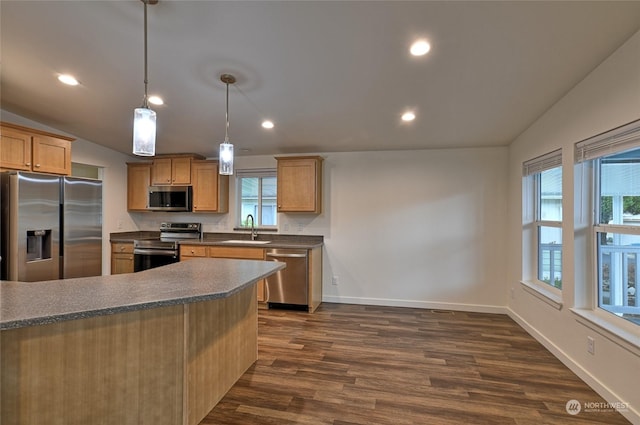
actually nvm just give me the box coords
[180,244,323,311]
[181,245,267,303]
[111,242,134,274]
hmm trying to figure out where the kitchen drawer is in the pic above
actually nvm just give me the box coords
[180,245,207,257]
[208,246,265,260]
[111,242,133,254]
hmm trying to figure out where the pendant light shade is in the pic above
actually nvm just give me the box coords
[133,0,156,156]
[219,74,236,175]
[133,107,156,156]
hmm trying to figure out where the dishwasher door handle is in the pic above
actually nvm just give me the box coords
[266,253,307,259]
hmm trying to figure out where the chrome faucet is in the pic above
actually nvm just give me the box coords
[246,214,257,240]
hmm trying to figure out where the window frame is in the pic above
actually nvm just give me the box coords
[591,155,640,325]
[522,149,563,295]
[573,118,640,331]
[235,168,277,229]
[534,170,563,289]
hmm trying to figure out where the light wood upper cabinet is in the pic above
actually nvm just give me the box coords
[1,122,73,175]
[276,155,323,213]
[151,155,202,185]
[1,125,32,171]
[191,160,229,213]
[127,162,151,211]
[32,135,72,175]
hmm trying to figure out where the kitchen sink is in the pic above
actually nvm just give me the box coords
[223,240,272,245]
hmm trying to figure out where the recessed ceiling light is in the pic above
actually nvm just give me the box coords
[57,74,79,86]
[261,120,274,129]
[148,95,164,106]
[401,111,416,122]
[410,40,431,56]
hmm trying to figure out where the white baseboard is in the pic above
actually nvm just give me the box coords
[321,295,508,315]
[507,308,639,425]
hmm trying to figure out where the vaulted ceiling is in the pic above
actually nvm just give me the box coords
[2,1,640,159]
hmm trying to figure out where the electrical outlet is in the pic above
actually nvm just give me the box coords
[332,276,339,286]
[587,336,595,355]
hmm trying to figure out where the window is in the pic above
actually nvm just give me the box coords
[576,119,640,326]
[236,169,277,227]
[523,150,563,289]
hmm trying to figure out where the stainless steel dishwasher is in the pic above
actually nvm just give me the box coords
[265,248,308,307]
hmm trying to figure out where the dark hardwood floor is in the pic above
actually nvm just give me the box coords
[201,303,630,425]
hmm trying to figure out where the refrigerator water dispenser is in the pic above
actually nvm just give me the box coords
[26,229,52,262]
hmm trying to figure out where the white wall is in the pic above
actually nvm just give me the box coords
[132,147,509,312]
[5,106,509,312]
[506,29,640,422]
[1,110,137,275]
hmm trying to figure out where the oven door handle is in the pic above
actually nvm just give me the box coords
[133,248,178,257]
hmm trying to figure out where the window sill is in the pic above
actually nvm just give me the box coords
[519,280,563,310]
[570,308,640,356]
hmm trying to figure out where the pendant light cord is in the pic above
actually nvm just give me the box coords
[142,0,149,108]
[225,81,230,142]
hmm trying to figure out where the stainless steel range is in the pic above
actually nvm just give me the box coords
[133,222,201,272]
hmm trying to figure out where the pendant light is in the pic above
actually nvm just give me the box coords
[219,74,236,175]
[132,0,156,156]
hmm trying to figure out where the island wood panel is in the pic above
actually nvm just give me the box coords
[1,284,259,425]
[187,284,257,425]
[1,305,185,425]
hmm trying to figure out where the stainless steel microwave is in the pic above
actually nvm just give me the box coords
[147,186,192,212]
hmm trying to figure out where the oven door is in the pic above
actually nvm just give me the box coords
[133,248,179,272]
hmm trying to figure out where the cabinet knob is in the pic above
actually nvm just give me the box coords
[191,250,195,254]
[35,164,40,168]
[25,162,31,166]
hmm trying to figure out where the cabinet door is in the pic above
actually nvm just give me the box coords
[111,254,134,274]
[277,157,322,213]
[257,280,266,302]
[191,161,220,212]
[0,126,32,171]
[171,157,192,185]
[33,136,70,174]
[127,163,151,211]
[151,158,172,185]
[32,135,72,175]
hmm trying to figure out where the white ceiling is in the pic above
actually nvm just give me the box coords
[2,1,640,159]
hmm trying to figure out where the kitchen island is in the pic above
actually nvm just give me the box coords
[1,258,284,425]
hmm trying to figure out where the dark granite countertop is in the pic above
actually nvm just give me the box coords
[1,258,284,330]
[109,231,324,249]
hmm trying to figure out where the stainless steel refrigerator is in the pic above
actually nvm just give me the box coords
[1,171,102,282]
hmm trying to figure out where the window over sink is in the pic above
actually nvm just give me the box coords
[236,169,277,228]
